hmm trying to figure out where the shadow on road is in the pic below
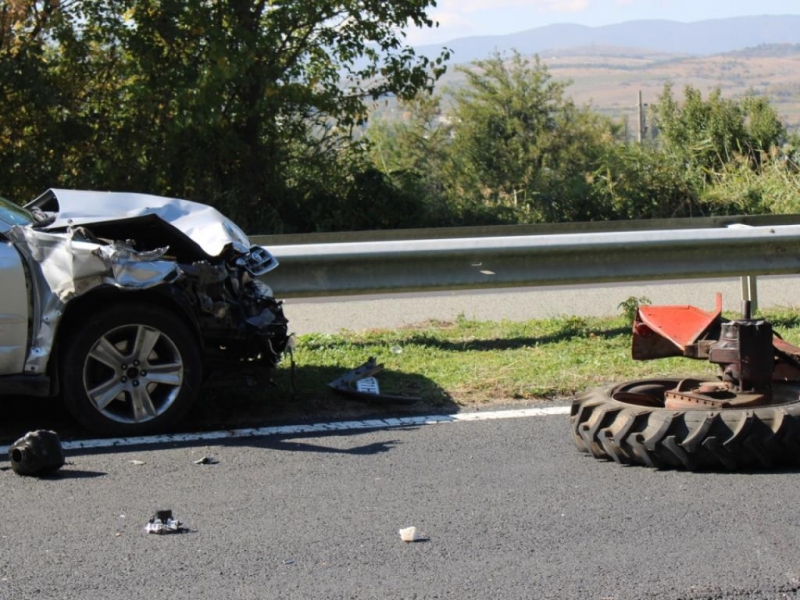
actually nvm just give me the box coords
[246,434,402,456]
[0,395,78,446]
[0,363,455,446]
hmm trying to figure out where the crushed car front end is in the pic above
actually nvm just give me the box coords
[3,189,291,434]
[166,237,291,377]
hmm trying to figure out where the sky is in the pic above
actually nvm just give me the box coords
[407,0,800,46]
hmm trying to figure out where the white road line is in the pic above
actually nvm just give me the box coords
[0,406,570,455]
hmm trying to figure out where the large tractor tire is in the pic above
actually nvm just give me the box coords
[570,378,800,471]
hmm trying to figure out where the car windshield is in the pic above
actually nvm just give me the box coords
[0,195,34,228]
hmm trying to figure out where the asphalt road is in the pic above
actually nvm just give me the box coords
[3,410,800,600]
[283,275,800,335]
[5,278,800,600]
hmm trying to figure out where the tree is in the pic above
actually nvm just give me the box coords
[588,142,703,219]
[0,1,78,193]
[651,84,788,179]
[0,0,449,232]
[445,51,619,222]
[367,93,466,224]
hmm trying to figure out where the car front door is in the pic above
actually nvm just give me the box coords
[0,238,29,374]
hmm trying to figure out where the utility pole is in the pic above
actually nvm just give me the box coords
[637,90,646,144]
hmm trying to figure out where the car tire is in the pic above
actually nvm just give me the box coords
[570,378,800,471]
[61,303,202,436]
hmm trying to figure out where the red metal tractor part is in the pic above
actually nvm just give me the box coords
[571,295,800,471]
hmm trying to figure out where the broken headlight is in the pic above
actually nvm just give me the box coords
[236,246,279,277]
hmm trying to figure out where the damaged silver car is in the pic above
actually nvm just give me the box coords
[0,189,290,435]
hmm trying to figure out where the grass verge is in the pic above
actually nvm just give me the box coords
[195,306,800,428]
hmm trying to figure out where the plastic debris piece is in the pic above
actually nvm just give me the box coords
[8,430,65,476]
[144,510,187,534]
[328,357,420,405]
[398,526,428,543]
[193,456,218,465]
[355,377,380,395]
[129,460,145,465]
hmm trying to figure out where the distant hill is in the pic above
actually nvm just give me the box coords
[371,42,800,135]
[532,43,800,130]
[415,15,800,64]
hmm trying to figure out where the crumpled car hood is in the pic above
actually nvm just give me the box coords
[27,189,252,258]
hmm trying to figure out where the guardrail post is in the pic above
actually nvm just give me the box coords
[740,275,758,313]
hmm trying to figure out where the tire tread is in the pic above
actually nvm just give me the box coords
[570,380,800,471]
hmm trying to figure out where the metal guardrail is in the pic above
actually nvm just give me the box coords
[257,221,800,300]
[253,213,800,246]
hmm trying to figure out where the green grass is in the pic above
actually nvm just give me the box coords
[265,307,800,411]
[192,305,800,427]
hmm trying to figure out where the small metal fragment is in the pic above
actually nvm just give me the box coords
[144,510,187,534]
